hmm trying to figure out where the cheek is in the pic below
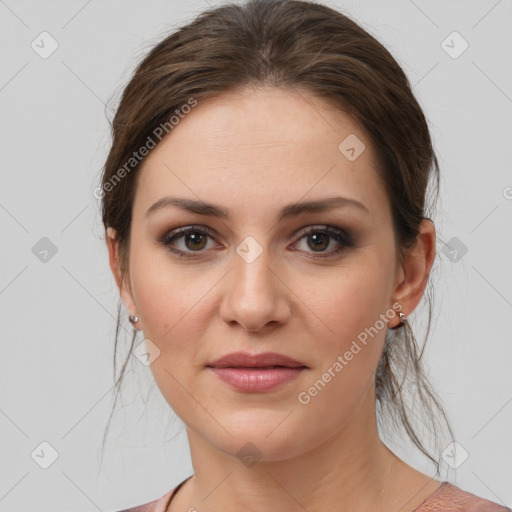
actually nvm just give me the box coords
[292,271,390,433]
[129,253,209,414]
[290,261,393,414]
[128,248,219,408]
[297,259,391,345]
[129,246,209,343]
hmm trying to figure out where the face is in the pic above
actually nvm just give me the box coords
[108,85,428,461]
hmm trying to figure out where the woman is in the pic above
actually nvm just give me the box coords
[99,1,510,511]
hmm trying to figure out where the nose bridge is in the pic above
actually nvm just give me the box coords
[236,246,272,294]
[233,240,276,304]
[221,235,288,330]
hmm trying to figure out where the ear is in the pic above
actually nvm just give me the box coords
[391,218,436,322]
[106,227,137,315]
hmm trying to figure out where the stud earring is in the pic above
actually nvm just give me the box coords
[390,311,407,330]
[128,313,141,330]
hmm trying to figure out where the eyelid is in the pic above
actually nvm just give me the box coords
[292,224,353,242]
[160,224,219,243]
[159,223,354,258]
[289,225,355,256]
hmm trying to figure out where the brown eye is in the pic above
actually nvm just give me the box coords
[183,231,208,251]
[293,226,355,258]
[306,232,330,251]
[159,226,218,258]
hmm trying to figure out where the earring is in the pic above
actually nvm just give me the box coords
[390,311,407,330]
[128,313,141,330]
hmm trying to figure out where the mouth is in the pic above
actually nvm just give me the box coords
[206,351,308,369]
[205,352,308,392]
[206,365,307,369]
[206,366,307,392]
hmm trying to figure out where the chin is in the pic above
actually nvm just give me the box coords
[204,413,315,463]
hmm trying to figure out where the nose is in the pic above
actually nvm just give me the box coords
[219,247,291,333]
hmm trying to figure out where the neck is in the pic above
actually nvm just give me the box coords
[179,388,408,512]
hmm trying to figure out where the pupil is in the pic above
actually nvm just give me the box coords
[186,232,206,250]
[309,233,328,251]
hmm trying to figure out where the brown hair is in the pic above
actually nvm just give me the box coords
[99,0,454,473]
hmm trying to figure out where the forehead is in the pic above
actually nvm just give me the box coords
[133,85,388,223]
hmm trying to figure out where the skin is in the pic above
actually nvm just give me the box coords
[106,84,440,512]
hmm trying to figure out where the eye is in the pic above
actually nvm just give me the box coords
[292,225,354,257]
[158,224,355,259]
[158,225,220,258]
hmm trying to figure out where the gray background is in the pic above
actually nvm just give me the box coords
[1,0,511,510]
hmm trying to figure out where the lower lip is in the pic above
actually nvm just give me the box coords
[208,367,307,392]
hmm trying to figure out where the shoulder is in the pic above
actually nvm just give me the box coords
[415,482,511,512]
[115,475,193,512]
[114,487,175,512]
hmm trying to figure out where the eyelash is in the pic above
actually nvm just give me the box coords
[157,224,355,260]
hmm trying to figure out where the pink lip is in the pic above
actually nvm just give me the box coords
[207,351,307,369]
[206,351,308,392]
[208,367,307,392]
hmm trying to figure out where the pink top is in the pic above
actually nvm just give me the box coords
[116,477,511,512]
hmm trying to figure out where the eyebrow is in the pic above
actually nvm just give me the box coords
[146,195,369,221]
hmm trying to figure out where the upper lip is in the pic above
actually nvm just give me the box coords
[206,351,308,369]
